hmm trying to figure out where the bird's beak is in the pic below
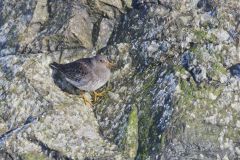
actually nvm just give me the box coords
[107,61,115,68]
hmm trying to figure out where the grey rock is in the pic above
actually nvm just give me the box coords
[95,18,115,50]
[0,54,123,159]
[66,7,93,49]
[1,0,240,160]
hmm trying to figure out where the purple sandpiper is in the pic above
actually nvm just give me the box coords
[50,54,113,105]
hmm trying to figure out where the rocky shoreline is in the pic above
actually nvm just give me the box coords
[0,0,240,159]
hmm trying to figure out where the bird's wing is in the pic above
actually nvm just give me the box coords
[57,59,94,87]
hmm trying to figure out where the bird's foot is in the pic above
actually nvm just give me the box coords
[81,94,92,107]
[93,91,106,102]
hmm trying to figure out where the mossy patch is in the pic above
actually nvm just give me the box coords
[124,105,138,159]
[21,152,49,160]
[171,63,235,145]
[208,61,227,79]
[194,29,208,41]
[137,93,154,159]
[193,29,218,45]
[48,34,65,43]
[135,66,168,159]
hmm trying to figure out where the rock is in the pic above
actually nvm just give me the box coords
[95,18,115,49]
[31,0,49,23]
[190,65,207,84]
[205,114,217,125]
[99,0,123,10]
[66,7,93,49]
[181,51,207,84]
[223,154,229,160]
[123,105,138,159]
[235,147,240,155]
[231,102,240,112]
[87,0,123,18]
[181,51,195,70]
[108,92,120,102]
[1,0,240,159]
[216,29,230,42]
[0,54,123,159]
[123,0,132,8]
[197,0,217,14]
[236,121,240,128]
[18,0,49,47]
[0,0,36,56]
[132,0,159,8]
[229,63,240,78]
[19,23,41,47]
[159,41,169,53]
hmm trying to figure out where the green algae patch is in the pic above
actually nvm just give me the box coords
[135,68,160,159]
[172,67,228,145]
[21,152,49,160]
[137,94,154,159]
[194,29,208,40]
[209,61,227,77]
[124,105,138,159]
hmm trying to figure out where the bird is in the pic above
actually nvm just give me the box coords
[50,54,113,105]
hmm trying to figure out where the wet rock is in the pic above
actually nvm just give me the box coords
[197,0,217,14]
[181,51,195,69]
[229,63,240,78]
[132,0,159,9]
[93,5,178,158]
[159,41,169,53]
[181,51,207,84]
[189,65,207,84]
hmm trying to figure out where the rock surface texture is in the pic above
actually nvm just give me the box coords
[0,0,240,159]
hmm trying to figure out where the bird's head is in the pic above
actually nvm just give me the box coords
[94,54,114,68]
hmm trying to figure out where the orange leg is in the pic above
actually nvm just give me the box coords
[93,91,106,102]
[80,93,92,106]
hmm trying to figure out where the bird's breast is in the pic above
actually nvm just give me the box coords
[92,68,110,89]
[81,68,110,91]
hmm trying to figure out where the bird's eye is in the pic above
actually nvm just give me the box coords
[100,59,104,63]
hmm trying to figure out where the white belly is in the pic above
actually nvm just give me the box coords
[82,78,108,91]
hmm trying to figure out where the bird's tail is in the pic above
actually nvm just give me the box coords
[49,62,60,70]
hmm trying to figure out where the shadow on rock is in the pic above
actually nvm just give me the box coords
[50,69,80,95]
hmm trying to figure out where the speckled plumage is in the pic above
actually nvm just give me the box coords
[50,55,111,91]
